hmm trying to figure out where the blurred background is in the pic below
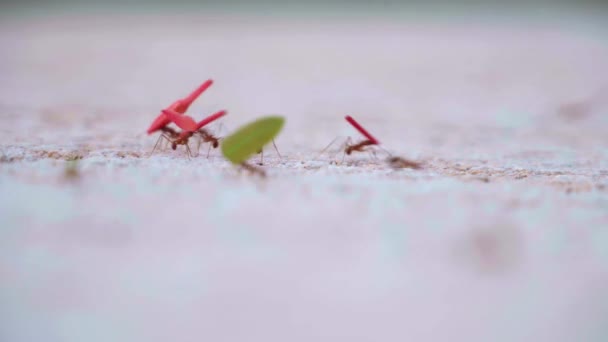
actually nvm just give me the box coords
[1,1,607,342]
[1,0,607,152]
[2,0,608,12]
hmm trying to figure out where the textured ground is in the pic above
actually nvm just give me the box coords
[1,11,608,342]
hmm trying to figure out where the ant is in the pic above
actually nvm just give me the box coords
[153,126,179,150]
[193,124,224,158]
[154,122,222,157]
[196,131,220,158]
[198,129,220,149]
[151,109,227,158]
[345,138,377,156]
[148,79,222,155]
[321,115,422,169]
[320,115,381,163]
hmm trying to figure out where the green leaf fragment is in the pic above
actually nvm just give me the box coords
[221,116,285,164]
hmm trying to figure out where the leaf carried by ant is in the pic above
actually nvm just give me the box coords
[221,116,285,164]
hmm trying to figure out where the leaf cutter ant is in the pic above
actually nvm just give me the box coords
[320,115,382,163]
[151,108,227,158]
[320,115,422,169]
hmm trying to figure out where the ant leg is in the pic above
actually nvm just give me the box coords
[369,148,378,161]
[206,142,213,159]
[185,143,194,160]
[151,135,164,155]
[161,135,170,150]
[271,139,282,160]
[151,134,170,156]
[341,137,353,164]
[196,134,203,154]
[318,136,341,160]
[191,140,201,158]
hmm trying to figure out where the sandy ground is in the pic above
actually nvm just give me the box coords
[1,11,608,342]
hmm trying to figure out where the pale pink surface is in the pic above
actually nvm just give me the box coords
[0,12,607,342]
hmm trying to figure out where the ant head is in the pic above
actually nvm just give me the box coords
[212,141,219,148]
[171,142,177,150]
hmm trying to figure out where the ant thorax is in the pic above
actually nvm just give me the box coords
[171,131,194,146]
[161,126,179,138]
[346,139,375,155]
